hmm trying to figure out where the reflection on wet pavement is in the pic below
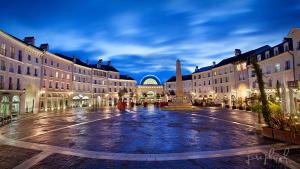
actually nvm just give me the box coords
[0,105,278,154]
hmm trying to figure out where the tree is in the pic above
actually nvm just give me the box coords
[130,92,134,99]
[251,56,271,126]
[118,88,127,102]
[156,93,161,99]
[169,90,175,96]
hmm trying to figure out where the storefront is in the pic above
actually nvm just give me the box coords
[0,96,9,118]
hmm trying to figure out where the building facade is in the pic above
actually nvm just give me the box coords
[136,75,164,103]
[0,30,137,118]
[165,27,300,111]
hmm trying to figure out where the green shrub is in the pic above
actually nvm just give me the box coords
[250,103,262,113]
[268,101,282,115]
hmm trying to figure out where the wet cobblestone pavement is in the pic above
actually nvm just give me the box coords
[22,107,275,153]
[0,105,299,168]
[0,145,40,169]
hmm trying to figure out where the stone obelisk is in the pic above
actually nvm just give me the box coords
[176,59,184,104]
[162,59,195,110]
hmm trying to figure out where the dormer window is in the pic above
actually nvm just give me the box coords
[274,47,279,55]
[257,54,261,61]
[284,43,289,52]
[265,51,270,58]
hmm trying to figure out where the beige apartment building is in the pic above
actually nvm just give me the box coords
[191,46,268,107]
[167,27,300,111]
[0,30,137,118]
[165,75,192,101]
[192,66,214,103]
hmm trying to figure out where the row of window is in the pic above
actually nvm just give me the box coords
[257,43,290,61]
[194,77,230,87]
[109,81,134,87]
[42,80,70,90]
[108,87,133,93]
[251,61,291,77]
[252,80,281,89]
[214,86,230,93]
[0,60,39,76]
[0,43,41,63]
[44,58,71,71]
[0,75,21,90]
[43,69,71,80]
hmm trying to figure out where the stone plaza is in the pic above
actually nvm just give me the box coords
[0,106,300,168]
[1,1,300,168]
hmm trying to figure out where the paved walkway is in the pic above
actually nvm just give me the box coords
[0,106,299,168]
[1,134,300,168]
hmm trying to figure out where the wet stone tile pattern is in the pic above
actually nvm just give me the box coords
[0,107,119,140]
[21,106,276,153]
[0,144,41,169]
[31,153,288,169]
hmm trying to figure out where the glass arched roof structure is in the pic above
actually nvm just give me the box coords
[140,75,161,85]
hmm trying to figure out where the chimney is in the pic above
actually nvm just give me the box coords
[195,66,198,71]
[40,43,49,51]
[108,61,112,66]
[213,61,216,66]
[97,59,102,68]
[73,56,77,63]
[24,37,35,46]
[235,49,241,56]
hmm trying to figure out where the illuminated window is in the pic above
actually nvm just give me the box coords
[274,64,280,72]
[236,64,241,71]
[265,51,270,58]
[257,55,261,61]
[55,71,59,78]
[284,43,289,52]
[241,62,247,70]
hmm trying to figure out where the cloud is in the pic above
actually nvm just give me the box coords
[110,13,141,36]
[2,0,299,82]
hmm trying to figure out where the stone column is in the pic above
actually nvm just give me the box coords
[176,59,184,103]
[20,93,26,114]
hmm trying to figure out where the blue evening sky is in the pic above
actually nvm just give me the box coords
[1,0,300,83]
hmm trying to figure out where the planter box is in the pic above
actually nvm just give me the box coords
[273,129,293,143]
[262,127,274,139]
[262,127,300,144]
[273,129,300,144]
[292,135,300,144]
